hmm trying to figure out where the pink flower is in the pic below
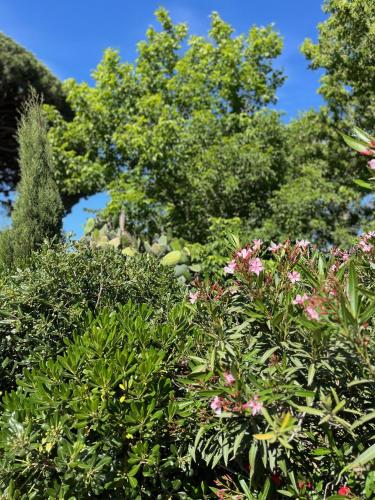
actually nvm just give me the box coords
[252,239,263,251]
[305,306,320,321]
[223,372,235,385]
[189,291,199,304]
[359,240,373,253]
[210,396,224,415]
[269,242,283,253]
[237,248,252,259]
[342,252,350,262]
[330,263,339,273]
[249,258,264,276]
[224,260,237,274]
[368,159,375,170]
[243,396,263,415]
[288,271,301,283]
[293,294,309,305]
[297,239,310,249]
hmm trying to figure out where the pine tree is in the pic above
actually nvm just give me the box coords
[10,92,63,266]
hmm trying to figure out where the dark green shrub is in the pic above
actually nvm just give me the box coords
[0,302,206,498]
[0,241,183,391]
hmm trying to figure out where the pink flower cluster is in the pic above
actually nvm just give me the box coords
[292,293,321,321]
[296,239,310,249]
[269,242,283,253]
[210,391,263,416]
[189,291,199,304]
[224,240,264,277]
[249,257,264,276]
[288,271,301,284]
[224,260,237,275]
[358,231,375,254]
[368,159,375,170]
[243,395,263,416]
[293,294,309,305]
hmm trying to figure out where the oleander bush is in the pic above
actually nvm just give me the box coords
[0,241,183,392]
[185,235,375,498]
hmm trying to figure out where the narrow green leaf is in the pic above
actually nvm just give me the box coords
[348,263,359,318]
[307,364,315,386]
[342,444,375,472]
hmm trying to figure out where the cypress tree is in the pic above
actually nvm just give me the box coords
[10,92,63,266]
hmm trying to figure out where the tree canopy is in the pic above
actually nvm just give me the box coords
[301,0,375,127]
[47,5,374,246]
[47,9,286,241]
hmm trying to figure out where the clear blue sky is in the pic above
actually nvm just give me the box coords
[0,0,326,237]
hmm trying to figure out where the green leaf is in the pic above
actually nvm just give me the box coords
[351,411,375,430]
[307,364,315,386]
[259,346,278,365]
[340,130,372,153]
[348,263,359,318]
[122,247,137,257]
[354,179,373,190]
[233,429,246,458]
[83,217,96,235]
[342,444,375,472]
[160,250,182,266]
[294,405,325,417]
[351,126,375,145]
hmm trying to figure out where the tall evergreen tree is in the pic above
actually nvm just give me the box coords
[0,33,70,211]
[9,92,63,266]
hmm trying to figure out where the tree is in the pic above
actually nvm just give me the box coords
[6,93,64,267]
[47,8,286,241]
[0,33,71,211]
[256,108,372,247]
[301,0,375,127]
[259,0,375,247]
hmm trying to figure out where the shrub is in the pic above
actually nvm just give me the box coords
[0,302,207,498]
[185,236,375,498]
[0,241,183,392]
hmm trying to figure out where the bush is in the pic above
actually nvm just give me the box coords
[0,241,183,392]
[0,236,374,498]
[185,235,375,498]
[0,302,207,498]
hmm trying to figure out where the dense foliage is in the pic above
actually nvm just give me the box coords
[0,33,70,210]
[302,0,375,127]
[0,237,374,498]
[46,9,287,241]
[0,94,64,269]
[0,2,374,498]
[0,242,183,392]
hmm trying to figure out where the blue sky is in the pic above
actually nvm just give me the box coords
[0,0,326,237]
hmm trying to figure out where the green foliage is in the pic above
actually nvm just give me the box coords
[0,236,374,497]
[0,32,69,209]
[47,9,286,241]
[0,241,183,392]
[6,93,64,268]
[301,0,375,126]
[256,109,373,247]
[0,302,206,498]
[185,236,375,497]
